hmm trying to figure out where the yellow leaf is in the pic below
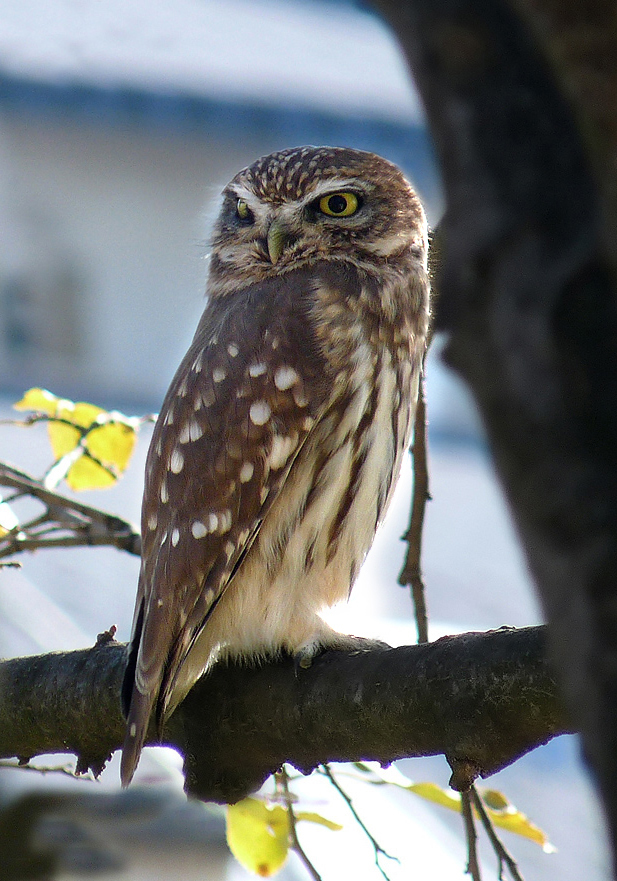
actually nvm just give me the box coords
[351,764,554,854]
[86,421,136,472]
[14,388,60,417]
[65,455,116,491]
[62,401,104,428]
[479,789,556,852]
[227,798,290,877]
[14,388,105,428]
[482,788,509,810]
[47,422,82,460]
[295,811,343,831]
[15,389,139,490]
[408,781,462,811]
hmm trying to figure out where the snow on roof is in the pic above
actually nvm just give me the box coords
[0,0,424,124]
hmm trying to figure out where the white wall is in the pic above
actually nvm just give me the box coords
[0,114,266,406]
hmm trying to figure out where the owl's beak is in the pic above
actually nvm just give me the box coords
[266,218,291,264]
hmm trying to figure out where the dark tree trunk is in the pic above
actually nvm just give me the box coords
[373,0,617,872]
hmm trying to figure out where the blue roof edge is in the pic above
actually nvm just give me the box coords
[0,72,441,202]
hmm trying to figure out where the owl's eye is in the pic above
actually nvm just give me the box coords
[236,199,253,221]
[318,192,360,217]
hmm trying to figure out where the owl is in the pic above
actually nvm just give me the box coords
[120,146,430,786]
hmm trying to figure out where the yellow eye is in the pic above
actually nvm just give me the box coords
[318,192,359,217]
[236,199,250,220]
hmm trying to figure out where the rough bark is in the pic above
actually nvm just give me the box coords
[373,0,617,870]
[0,627,570,803]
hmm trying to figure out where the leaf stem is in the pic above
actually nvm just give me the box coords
[471,787,525,881]
[322,764,398,881]
[276,768,323,881]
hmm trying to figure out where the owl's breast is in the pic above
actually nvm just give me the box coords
[180,262,425,663]
[215,324,417,651]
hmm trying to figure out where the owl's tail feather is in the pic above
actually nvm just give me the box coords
[120,686,156,787]
[120,601,154,787]
[121,599,143,719]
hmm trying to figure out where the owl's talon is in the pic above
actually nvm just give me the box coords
[294,635,389,674]
[294,647,319,674]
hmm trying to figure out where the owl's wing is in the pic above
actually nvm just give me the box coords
[121,279,328,786]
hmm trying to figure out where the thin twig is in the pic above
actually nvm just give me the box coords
[0,414,93,430]
[398,367,430,643]
[471,787,525,881]
[461,790,482,881]
[0,463,124,524]
[276,768,323,881]
[0,462,141,558]
[0,412,157,430]
[322,764,398,881]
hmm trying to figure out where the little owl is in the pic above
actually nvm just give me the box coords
[121,145,430,786]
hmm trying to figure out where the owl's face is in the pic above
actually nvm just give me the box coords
[208,146,427,297]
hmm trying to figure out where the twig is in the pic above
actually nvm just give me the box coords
[0,412,157,430]
[322,764,398,881]
[0,462,141,558]
[461,790,482,881]
[0,414,94,430]
[276,768,323,881]
[471,787,525,881]
[398,367,431,643]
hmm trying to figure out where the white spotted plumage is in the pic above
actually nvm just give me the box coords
[121,145,429,786]
[274,365,299,391]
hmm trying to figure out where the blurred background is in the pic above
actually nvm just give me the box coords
[0,0,610,878]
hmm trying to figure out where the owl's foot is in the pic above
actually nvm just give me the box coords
[294,633,390,671]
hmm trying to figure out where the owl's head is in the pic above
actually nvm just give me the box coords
[208,146,427,296]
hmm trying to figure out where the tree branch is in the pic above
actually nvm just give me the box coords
[0,626,571,804]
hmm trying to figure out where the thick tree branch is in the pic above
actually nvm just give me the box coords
[0,627,571,804]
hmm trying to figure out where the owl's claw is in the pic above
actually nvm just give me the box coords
[294,645,320,674]
[294,634,390,674]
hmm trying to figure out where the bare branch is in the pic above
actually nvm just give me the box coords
[0,463,141,558]
[398,368,430,643]
[461,790,482,881]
